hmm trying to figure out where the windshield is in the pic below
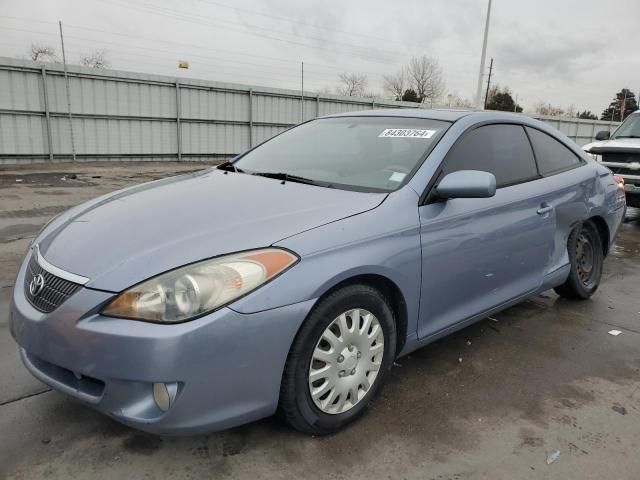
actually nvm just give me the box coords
[233,116,450,192]
[612,113,640,139]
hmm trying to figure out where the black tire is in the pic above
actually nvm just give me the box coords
[554,220,604,300]
[279,284,396,435]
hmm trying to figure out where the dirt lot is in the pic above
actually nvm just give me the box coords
[1,162,639,480]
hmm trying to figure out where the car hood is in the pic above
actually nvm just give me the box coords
[37,169,386,292]
[583,138,640,153]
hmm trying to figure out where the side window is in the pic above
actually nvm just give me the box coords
[443,124,538,188]
[526,127,582,175]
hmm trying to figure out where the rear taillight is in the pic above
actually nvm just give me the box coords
[613,175,625,189]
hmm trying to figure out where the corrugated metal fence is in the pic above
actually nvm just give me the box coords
[0,57,621,164]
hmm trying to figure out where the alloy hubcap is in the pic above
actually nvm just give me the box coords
[308,309,384,415]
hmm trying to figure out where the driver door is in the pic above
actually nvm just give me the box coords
[417,124,555,339]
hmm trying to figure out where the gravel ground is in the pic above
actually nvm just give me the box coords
[1,162,639,480]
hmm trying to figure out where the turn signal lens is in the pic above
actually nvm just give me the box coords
[102,248,298,323]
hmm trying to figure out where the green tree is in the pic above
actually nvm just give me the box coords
[577,110,597,120]
[485,86,522,112]
[601,88,638,121]
[401,89,419,103]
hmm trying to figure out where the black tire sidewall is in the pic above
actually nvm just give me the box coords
[286,285,396,434]
[567,221,604,297]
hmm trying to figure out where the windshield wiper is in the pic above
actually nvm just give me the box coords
[217,161,245,173]
[251,171,330,187]
[613,135,640,139]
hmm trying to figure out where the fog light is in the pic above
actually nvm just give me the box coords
[152,382,178,412]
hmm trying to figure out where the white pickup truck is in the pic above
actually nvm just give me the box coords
[583,110,640,208]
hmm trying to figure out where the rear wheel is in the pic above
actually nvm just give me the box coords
[279,284,396,435]
[554,220,603,299]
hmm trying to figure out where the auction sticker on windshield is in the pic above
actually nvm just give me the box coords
[378,128,437,138]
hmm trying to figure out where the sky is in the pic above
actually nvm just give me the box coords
[0,0,638,114]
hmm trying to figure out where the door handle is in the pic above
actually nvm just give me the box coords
[537,203,553,215]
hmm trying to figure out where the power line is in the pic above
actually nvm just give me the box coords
[119,0,409,54]
[0,35,359,92]
[0,17,479,95]
[0,15,410,76]
[189,0,414,47]
[0,27,349,81]
[1,15,479,80]
[96,0,400,64]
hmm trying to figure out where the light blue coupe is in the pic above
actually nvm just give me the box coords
[10,109,625,435]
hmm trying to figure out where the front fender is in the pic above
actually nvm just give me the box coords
[229,187,423,338]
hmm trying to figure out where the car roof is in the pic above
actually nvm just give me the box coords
[320,108,536,124]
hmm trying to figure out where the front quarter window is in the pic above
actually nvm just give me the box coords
[233,117,450,192]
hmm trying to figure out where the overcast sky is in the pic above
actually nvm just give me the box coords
[1,0,638,114]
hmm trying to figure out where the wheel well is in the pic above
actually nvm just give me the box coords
[588,216,610,256]
[319,274,408,356]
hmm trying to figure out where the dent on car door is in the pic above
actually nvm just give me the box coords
[524,126,594,274]
[417,124,555,340]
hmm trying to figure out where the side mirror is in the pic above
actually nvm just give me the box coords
[436,170,497,199]
[595,130,610,141]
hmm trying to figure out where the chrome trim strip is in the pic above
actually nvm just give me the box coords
[601,161,640,170]
[34,244,90,285]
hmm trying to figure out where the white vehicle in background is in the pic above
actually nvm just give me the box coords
[583,110,640,208]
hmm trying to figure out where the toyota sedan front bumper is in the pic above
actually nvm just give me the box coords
[10,251,315,435]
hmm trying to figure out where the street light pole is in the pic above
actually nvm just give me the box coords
[475,0,492,109]
[58,21,76,161]
[483,57,494,109]
[300,61,304,122]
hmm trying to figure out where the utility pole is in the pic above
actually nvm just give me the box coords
[300,61,304,122]
[620,89,628,121]
[58,21,76,161]
[483,57,494,109]
[475,0,492,108]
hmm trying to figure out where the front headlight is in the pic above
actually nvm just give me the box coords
[102,248,298,323]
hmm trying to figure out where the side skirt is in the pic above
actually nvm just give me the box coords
[398,264,571,357]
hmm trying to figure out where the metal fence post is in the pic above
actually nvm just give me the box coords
[372,99,376,110]
[316,94,320,118]
[41,66,54,162]
[175,79,182,161]
[249,88,253,148]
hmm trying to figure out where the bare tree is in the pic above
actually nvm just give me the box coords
[316,86,334,96]
[337,72,368,97]
[383,68,407,101]
[80,50,110,69]
[30,44,57,63]
[534,102,565,117]
[485,84,499,106]
[407,55,445,104]
[445,92,474,108]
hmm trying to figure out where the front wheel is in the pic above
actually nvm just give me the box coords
[554,220,604,300]
[279,284,396,435]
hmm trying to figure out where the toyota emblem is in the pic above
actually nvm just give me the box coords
[29,274,45,297]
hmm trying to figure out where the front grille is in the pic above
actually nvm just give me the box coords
[602,152,640,178]
[24,254,82,313]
